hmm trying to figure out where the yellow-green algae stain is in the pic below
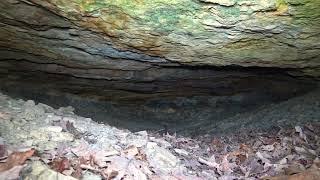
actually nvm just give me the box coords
[288,0,320,25]
[38,0,320,67]
[276,0,288,13]
[51,0,320,34]
[221,0,319,60]
[74,0,204,34]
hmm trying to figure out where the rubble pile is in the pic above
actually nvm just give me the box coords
[0,92,319,180]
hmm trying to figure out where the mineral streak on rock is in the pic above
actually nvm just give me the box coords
[0,0,319,77]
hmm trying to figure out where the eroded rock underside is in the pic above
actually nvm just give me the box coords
[1,0,320,71]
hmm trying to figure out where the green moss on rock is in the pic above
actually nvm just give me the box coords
[26,0,320,75]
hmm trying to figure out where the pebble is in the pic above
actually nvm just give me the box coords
[82,171,102,180]
[126,132,148,148]
[174,148,189,156]
[40,126,63,133]
[22,105,45,121]
[145,142,179,174]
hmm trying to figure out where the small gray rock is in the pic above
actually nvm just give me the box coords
[145,142,179,174]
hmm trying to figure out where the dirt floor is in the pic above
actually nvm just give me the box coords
[0,91,320,180]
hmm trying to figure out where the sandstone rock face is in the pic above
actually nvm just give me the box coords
[0,0,319,73]
[26,0,320,70]
[0,0,319,102]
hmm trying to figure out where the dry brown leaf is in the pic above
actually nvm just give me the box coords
[221,154,233,174]
[51,157,70,173]
[256,151,271,164]
[0,149,34,172]
[240,144,251,152]
[0,165,26,180]
[71,143,92,159]
[0,144,6,159]
[62,168,74,176]
[102,169,118,180]
[284,164,305,175]
[150,175,179,180]
[135,150,147,161]
[71,156,87,179]
[236,154,247,165]
[93,150,119,167]
[211,138,225,150]
[103,156,130,179]
[313,158,320,168]
[229,145,249,165]
[127,162,147,180]
[264,168,320,180]
[262,144,275,152]
[124,145,139,158]
[102,166,120,180]
[71,143,119,168]
[151,175,203,180]
[260,136,279,145]
[80,164,100,172]
[66,121,83,138]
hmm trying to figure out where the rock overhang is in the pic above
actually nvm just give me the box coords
[0,0,319,102]
[11,0,319,72]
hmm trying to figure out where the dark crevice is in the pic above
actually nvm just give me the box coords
[0,58,318,135]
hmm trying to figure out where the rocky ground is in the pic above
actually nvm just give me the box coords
[205,88,320,135]
[0,91,320,180]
